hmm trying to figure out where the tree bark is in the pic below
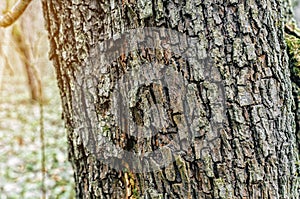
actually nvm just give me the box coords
[42,0,299,198]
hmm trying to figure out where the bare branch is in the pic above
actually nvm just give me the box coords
[0,0,32,27]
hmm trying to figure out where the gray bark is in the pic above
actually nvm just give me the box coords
[42,0,299,198]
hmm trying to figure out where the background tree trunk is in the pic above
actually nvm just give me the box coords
[42,0,299,198]
[12,24,41,101]
[1,0,47,101]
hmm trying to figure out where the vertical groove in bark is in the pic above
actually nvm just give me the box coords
[42,0,299,198]
[284,23,300,196]
[293,83,300,163]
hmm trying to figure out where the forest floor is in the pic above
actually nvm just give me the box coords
[0,70,75,198]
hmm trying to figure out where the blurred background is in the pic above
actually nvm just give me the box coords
[0,0,300,198]
[294,0,300,25]
[0,0,74,198]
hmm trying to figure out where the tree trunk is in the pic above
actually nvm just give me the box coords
[42,0,299,198]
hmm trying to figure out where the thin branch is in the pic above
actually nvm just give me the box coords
[0,0,32,27]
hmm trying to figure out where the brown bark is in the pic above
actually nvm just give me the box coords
[42,0,299,198]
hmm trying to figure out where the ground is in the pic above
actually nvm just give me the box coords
[0,70,75,198]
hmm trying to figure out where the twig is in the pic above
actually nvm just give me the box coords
[0,0,32,27]
[39,80,46,199]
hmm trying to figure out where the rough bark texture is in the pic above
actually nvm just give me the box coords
[42,0,299,198]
